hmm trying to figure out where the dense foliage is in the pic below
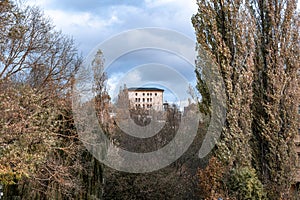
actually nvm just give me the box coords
[0,1,104,199]
[193,0,299,199]
[1,0,299,199]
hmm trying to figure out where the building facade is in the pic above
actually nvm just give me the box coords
[127,87,164,110]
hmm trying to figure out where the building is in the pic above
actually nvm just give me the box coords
[127,87,164,110]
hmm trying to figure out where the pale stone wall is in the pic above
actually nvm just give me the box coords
[128,89,163,111]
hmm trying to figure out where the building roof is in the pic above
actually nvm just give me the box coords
[128,87,164,92]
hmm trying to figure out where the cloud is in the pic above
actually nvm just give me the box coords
[106,72,124,98]
[25,0,200,105]
[145,0,175,7]
[45,10,119,29]
[145,0,197,11]
[25,0,198,56]
[106,63,192,103]
[105,51,196,87]
[25,0,51,8]
[26,0,144,12]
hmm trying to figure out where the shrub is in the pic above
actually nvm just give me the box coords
[228,167,266,200]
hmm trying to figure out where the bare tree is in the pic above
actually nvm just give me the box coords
[0,1,81,95]
[0,1,98,199]
[92,50,111,130]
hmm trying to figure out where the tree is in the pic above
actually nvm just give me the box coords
[192,0,299,199]
[250,0,299,198]
[103,104,201,199]
[0,1,104,199]
[192,0,256,166]
[92,50,111,132]
[0,0,81,95]
[0,83,58,186]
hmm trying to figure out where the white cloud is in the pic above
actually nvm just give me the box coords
[105,63,193,104]
[176,99,191,111]
[107,72,124,99]
[43,9,120,32]
[25,0,200,104]
[25,0,198,55]
[145,0,177,8]
[125,70,142,84]
[145,0,197,12]
[107,70,145,100]
[25,0,50,8]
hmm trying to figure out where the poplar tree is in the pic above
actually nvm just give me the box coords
[193,0,299,199]
[251,0,299,198]
[192,0,255,167]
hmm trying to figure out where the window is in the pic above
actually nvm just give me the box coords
[135,98,138,102]
[147,93,149,96]
[150,93,152,96]
[136,93,138,96]
[150,98,152,102]
[155,93,157,96]
[143,98,145,102]
[143,93,145,96]
[147,98,149,102]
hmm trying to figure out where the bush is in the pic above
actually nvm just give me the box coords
[228,167,266,200]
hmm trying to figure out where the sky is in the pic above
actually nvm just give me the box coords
[24,0,200,109]
[25,0,198,55]
[23,0,300,110]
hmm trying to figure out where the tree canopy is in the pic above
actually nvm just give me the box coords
[193,0,299,199]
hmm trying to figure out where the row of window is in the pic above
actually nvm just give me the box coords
[135,92,158,96]
[135,98,153,103]
[135,104,153,108]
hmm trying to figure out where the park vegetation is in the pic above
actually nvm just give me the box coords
[193,0,299,199]
[0,0,299,199]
